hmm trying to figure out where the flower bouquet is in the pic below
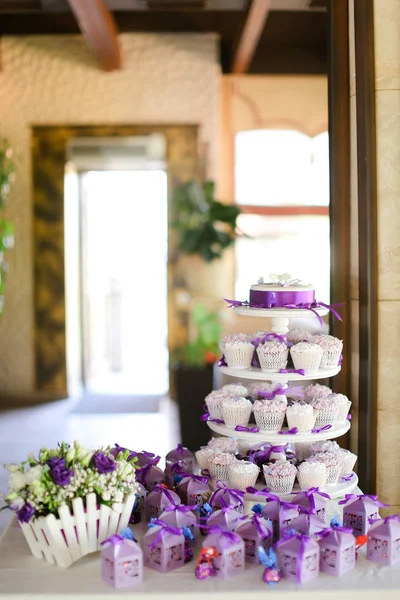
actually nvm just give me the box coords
[1,441,138,567]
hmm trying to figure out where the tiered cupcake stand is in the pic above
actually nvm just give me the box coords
[207,306,358,503]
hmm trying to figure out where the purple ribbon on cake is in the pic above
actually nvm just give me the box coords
[311,424,332,434]
[210,481,245,508]
[148,519,183,548]
[235,425,259,433]
[258,385,304,400]
[293,488,331,513]
[338,494,389,507]
[279,368,306,376]
[278,427,298,435]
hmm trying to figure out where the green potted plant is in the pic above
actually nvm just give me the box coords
[0,139,15,315]
[173,303,222,450]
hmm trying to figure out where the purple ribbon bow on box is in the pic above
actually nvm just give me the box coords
[152,484,179,505]
[179,472,209,484]
[338,494,389,507]
[251,513,272,539]
[205,525,242,548]
[275,531,312,579]
[163,503,198,514]
[100,534,125,547]
[135,457,161,484]
[218,355,227,367]
[317,525,354,538]
[246,486,271,499]
[148,519,183,549]
[209,481,245,508]
[252,333,291,348]
[293,487,331,513]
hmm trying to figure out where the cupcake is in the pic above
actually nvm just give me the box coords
[311,440,340,454]
[310,396,340,427]
[207,437,238,454]
[221,396,253,429]
[207,452,237,482]
[286,403,316,432]
[205,390,228,420]
[313,334,343,368]
[195,447,216,471]
[263,461,297,495]
[336,448,358,476]
[228,461,260,491]
[297,461,328,490]
[256,340,288,372]
[327,393,351,422]
[247,381,276,400]
[304,383,332,403]
[221,334,254,369]
[290,342,323,374]
[252,399,287,432]
[287,329,314,344]
[306,452,341,484]
[221,383,249,397]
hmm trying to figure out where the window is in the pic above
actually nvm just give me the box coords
[235,130,330,302]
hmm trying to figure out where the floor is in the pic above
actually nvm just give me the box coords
[0,396,180,537]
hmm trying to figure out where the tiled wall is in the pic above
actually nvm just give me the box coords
[373,0,400,512]
[0,34,220,394]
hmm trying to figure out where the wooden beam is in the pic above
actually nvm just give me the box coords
[232,0,272,74]
[67,0,121,72]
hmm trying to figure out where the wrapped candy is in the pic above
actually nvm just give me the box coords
[235,513,273,564]
[293,488,331,522]
[177,473,210,506]
[143,519,186,573]
[207,499,245,532]
[275,531,320,583]
[166,444,195,472]
[339,493,388,535]
[101,531,143,588]
[317,519,356,575]
[195,547,218,580]
[136,457,166,492]
[145,485,181,521]
[159,503,198,539]
[199,502,213,537]
[258,546,281,584]
[367,515,400,565]
[201,526,245,579]
[183,526,195,563]
[209,481,245,513]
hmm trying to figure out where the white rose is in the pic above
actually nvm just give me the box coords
[25,465,44,483]
[9,472,27,492]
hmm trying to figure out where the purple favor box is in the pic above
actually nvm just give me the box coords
[207,504,244,532]
[290,512,326,538]
[235,514,273,564]
[178,474,210,506]
[275,534,320,583]
[143,520,186,573]
[340,494,385,536]
[209,482,245,514]
[367,516,400,566]
[166,444,195,472]
[159,504,198,539]
[294,488,330,523]
[260,499,299,543]
[202,528,245,579]
[101,535,143,589]
[318,527,356,576]
[136,461,166,492]
[145,486,181,522]
[130,483,147,525]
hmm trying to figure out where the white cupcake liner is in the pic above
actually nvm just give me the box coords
[286,412,316,433]
[207,462,231,482]
[224,344,255,369]
[325,464,341,484]
[291,350,323,374]
[228,463,260,491]
[253,410,286,432]
[320,348,342,368]
[339,451,358,476]
[263,470,296,495]
[221,403,252,429]
[337,400,352,422]
[195,448,215,471]
[205,401,223,421]
[297,471,328,490]
[313,407,339,427]
[256,347,288,372]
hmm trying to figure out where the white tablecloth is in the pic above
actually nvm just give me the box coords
[1,513,400,600]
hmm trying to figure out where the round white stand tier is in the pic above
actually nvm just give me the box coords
[207,419,350,443]
[232,305,329,335]
[219,365,341,382]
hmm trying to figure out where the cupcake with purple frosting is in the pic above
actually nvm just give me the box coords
[221,396,253,429]
[310,396,340,427]
[207,452,237,482]
[205,390,228,421]
[304,383,332,403]
[263,461,297,495]
[221,383,249,397]
[221,333,255,369]
[286,402,316,432]
[313,334,343,368]
[327,393,351,422]
[252,398,286,432]
[256,340,288,372]
[306,452,341,484]
[290,341,323,374]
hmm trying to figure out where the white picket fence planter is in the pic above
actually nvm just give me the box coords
[19,493,136,568]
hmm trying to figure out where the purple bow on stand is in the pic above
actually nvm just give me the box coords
[279,427,298,435]
[338,494,389,507]
[279,368,306,376]
[249,445,288,465]
[200,405,224,424]
[258,385,304,400]
[235,425,259,433]
[252,333,291,347]
[311,424,332,434]
[340,473,354,482]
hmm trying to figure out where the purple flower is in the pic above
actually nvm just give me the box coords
[110,444,136,462]
[92,451,116,474]
[17,502,36,523]
[49,458,74,487]
[47,457,65,469]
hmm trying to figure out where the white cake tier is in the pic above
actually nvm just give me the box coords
[207,419,350,443]
[219,364,341,381]
[233,305,329,319]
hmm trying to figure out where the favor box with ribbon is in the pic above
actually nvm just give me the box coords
[318,526,356,576]
[165,461,186,489]
[159,504,198,540]
[130,483,147,525]
[294,488,330,522]
[275,534,320,583]
[259,497,300,543]
[136,459,166,492]
[101,534,143,589]
[290,510,326,538]
[143,520,186,573]
[166,444,195,472]
[207,502,244,532]
[145,486,181,522]
[209,481,245,514]
[367,516,400,566]
[202,528,245,579]
[177,473,210,506]
[340,494,385,536]
[235,514,273,564]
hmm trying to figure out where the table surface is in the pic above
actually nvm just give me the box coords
[1,513,400,600]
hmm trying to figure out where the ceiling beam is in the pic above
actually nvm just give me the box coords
[232,0,272,74]
[67,0,121,72]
